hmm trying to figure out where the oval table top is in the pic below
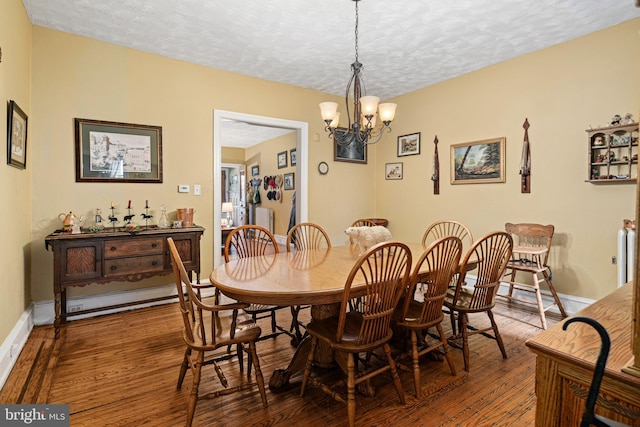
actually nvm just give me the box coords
[210,243,456,306]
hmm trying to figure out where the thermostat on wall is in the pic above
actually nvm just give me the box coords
[178,184,190,193]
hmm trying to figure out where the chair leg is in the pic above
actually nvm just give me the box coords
[271,310,277,333]
[436,323,456,376]
[383,343,405,405]
[346,353,357,427]
[461,313,470,372]
[177,347,191,389]
[186,351,204,427]
[543,269,567,318]
[300,337,318,396]
[410,330,421,398]
[532,272,547,330]
[248,340,268,408]
[487,310,508,359]
[237,343,244,373]
[449,309,457,337]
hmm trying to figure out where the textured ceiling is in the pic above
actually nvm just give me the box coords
[21,0,640,145]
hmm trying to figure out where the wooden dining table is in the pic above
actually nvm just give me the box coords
[209,243,472,392]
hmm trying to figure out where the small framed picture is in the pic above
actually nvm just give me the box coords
[251,165,260,176]
[290,148,297,166]
[284,172,295,190]
[7,100,28,169]
[397,132,420,157]
[277,151,288,169]
[385,162,403,180]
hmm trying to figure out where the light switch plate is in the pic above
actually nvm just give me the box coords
[178,184,190,193]
[193,184,201,196]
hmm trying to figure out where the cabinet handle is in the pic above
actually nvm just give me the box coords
[151,261,158,266]
[110,266,117,271]
[151,243,158,248]
[110,246,117,251]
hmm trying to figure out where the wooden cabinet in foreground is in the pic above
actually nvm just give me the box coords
[45,226,204,338]
[587,122,639,183]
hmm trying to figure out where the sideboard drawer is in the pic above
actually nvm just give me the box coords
[104,237,164,258]
[104,254,164,276]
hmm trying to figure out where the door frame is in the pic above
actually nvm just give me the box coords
[213,109,309,267]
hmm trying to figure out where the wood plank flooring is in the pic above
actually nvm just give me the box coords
[0,300,560,426]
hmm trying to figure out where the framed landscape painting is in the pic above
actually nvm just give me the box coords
[451,137,505,184]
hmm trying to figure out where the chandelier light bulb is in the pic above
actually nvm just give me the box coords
[359,96,379,116]
[319,102,339,122]
[378,103,397,123]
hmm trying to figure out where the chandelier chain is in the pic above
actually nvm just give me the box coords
[354,0,359,63]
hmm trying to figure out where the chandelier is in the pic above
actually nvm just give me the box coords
[319,0,397,146]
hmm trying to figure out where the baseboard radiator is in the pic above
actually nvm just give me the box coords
[617,219,636,288]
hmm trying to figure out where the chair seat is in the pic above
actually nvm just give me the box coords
[506,259,547,273]
[444,287,494,313]
[306,312,394,353]
[189,310,262,349]
[245,303,285,313]
[393,299,444,328]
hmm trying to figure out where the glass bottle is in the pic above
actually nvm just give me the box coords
[93,208,105,231]
[157,204,169,229]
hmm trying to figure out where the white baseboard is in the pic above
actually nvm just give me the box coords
[0,306,34,391]
[462,274,592,316]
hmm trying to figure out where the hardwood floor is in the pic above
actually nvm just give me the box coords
[0,300,560,426]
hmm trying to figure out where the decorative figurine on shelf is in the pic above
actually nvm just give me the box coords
[140,200,153,230]
[109,202,119,231]
[157,204,169,229]
[610,114,622,126]
[624,113,634,124]
[123,200,138,232]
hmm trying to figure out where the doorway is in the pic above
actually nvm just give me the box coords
[213,110,309,267]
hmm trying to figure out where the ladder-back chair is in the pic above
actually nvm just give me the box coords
[498,223,567,329]
[168,238,268,426]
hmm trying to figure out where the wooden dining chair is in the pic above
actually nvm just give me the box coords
[444,231,513,371]
[422,219,473,289]
[286,222,332,342]
[394,236,463,397]
[498,223,567,329]
[168,238,268,427]
[300,241,411,427]
[224,224,292,340]
[422,219,474,251]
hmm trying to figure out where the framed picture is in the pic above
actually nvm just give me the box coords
[385,162,403,180]
[75,118,162,183]
[397,132,420,157]
[7,100,28,169]
[284,172,295,190]
[334,128,367,164]
[277,151,288,169]
[451,137,506,184]
[251,165,260,176]
[290,148,297,166]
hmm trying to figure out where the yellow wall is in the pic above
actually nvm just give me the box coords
[245,133,297,236]
[379,18,640,300]
[0,0,32,341]
[1,12,637,350]
[28,26,376,302]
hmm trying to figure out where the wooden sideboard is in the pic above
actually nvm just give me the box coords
[526,283,640,426]
[45,226,204,337]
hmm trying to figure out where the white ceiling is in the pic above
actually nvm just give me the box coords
[21,0,640,144]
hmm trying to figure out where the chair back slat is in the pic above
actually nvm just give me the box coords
[422,220,473,251]
[287,222,331,251]
[454,231,513,311]
[505,222,554,266]
[338,242,411,345]
[225,225,279,262]
[403,236,463,324]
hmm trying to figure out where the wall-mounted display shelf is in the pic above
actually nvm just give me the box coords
[587,122,638,184]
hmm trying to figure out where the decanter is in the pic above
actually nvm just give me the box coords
[91,208,105,232]
[157,204,169,229]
